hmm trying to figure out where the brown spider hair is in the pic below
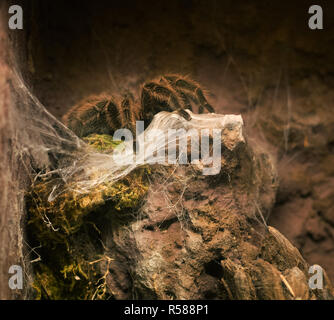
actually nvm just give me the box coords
[62,93,138,138]
[62,74,215,138]
[140,74,214,124]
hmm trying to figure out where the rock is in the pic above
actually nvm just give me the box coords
[98,114,333,299]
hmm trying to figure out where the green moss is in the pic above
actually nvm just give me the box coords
[26,134,149,300]
[83,133,122,152]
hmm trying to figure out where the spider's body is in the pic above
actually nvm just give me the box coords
[62,74,215,138]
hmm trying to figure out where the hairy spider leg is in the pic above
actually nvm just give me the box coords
[165,75,214,114]
[63,97,111,137]
[120,93,137,134]
[105,97,127,133]
[160,76,194,112]
[141,81,192,121]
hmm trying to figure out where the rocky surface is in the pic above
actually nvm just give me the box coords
[100,126,333,299]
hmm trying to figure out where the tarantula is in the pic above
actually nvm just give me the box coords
[62,74,215,138]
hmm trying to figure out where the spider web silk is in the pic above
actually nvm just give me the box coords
[10,68,244,202]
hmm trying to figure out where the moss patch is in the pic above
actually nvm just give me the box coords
[26,134,149,299]
[83,133,122,152]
